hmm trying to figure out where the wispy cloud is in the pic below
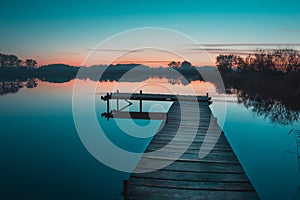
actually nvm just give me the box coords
[189,48,262,55]
[188,43,300,55]
[197,43,300,47]
[112,60,175,63]
[84,44,300,57]
[280,29,300,32]
[85,49,146,53]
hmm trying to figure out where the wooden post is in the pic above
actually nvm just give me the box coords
[123,180,129,200]
[214,117,218,125]
[139,90,142,112]
[106,92,110,114]
[117,90,119,111]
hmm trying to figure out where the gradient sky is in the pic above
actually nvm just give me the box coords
[1,0,300,66]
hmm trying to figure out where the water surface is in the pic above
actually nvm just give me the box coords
[0,78,299,200]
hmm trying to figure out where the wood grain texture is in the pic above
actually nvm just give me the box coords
[127,100,258,200]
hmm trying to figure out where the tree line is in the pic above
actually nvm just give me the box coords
[167,61,192,69]
[0,53,37,68]
[215,48,300,112]
[216,48,300,72]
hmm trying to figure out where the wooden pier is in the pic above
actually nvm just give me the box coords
[100,90,211,121]
[101,92,258,200]
[101,90,212,102]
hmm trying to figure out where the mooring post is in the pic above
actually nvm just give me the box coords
[106,92,110,114]
[122,180,129,200]
[139,90,142,112]
[116,90,119,111]
[165,113,168,124]
[214,117,218,125]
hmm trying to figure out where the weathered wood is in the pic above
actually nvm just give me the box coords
[101,92,212,102]
[128,186,258,200]
[108,111,167,121]
[134,159,246,173]
[129,178,255,191]
[131,171,251,183]
[126,99,258,199]
[123,180,129,200]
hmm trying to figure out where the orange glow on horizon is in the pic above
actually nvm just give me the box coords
[38,59,215,67]
[111,60,176,67]
[38,76,218,98]
[37,56,86,67]
[95,78,212,96]
[33,51,217,67]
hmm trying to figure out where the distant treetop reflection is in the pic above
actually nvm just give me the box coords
[219,63,300,126]
[0,78,38,95]
[1,60,300,125]
[234,90,300,125]
[216,48,300,125]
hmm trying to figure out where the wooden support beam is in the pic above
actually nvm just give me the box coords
[101,111,168,122]
[101,91,212,103]
[106,93,110,114]
[139,90,142,112]
[122,180,129,200]
[116,90,119,111]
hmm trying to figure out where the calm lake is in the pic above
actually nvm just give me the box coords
[0,77,299,200]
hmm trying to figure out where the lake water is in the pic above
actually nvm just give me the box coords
[0,78,299,200]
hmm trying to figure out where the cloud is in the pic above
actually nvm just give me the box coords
[189,48,268,55]
[194,43,300,47]
[84,49,147,53]
[188,43,300,55]
[280,29,300,32]
[84,45,300,57]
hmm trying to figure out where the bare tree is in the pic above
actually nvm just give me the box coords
[168,61,181,68]
[25,59,37,69]
[217,48,300,72]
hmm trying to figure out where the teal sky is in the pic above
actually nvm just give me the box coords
[1,0,300,65]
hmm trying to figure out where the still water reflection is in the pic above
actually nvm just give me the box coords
[0,78,299,200]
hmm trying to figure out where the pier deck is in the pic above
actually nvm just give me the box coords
[101,91,212,102]
[124,100,258,200]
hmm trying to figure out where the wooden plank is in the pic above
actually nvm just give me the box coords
[146,144,234,152]
[101,92,212,102]
[131,171,251,183]
[126,98,258,199]
[128,186,258,200]
[145,146,234,153]
[129,178,255,191]
[112,111,167,120]
[135,158,245,171]
[139,155,240,164]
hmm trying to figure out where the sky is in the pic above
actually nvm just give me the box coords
[1,0,300,66]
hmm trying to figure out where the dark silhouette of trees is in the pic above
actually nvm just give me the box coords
[25,59,37,68]
[215,54,245,72]
[0,58,299,125]
[244,50,275,71]
[167,61,193,69]
[0,53,37,68]
[216,48,300,72]
[0,53,23,67]
[272,49,300,72]
[217,49,300,122]
[216,54,234,71]
[168,61,181,68]
[180,61,192,69]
